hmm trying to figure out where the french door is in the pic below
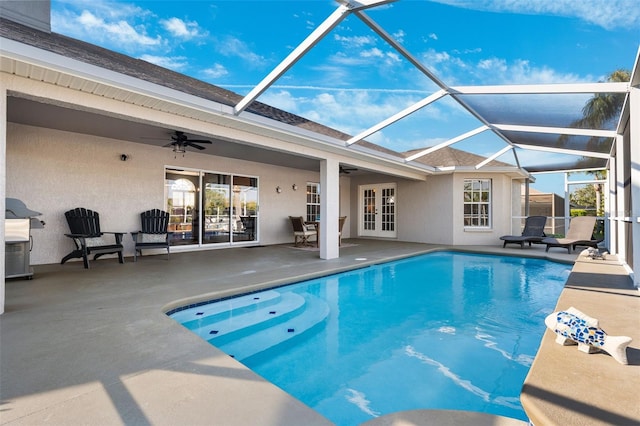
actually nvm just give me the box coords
[358,183,397,238]
[165,168,258,246]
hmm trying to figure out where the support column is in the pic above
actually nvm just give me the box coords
[524,179,530,216]
[564,172,570,234]
[320,158,339,260]
[1,84,7,314]
[630,85,640,288]
[604,157,612,252]
[608,153,618,255]
[616,134,626,257]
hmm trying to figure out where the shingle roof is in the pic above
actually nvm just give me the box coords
[0,18,356,137]
[404,146,511,168]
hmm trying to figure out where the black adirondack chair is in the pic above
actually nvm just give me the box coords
[131,209,171,261]
[61,207,124,268]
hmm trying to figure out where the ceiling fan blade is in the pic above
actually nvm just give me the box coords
[186,142,207,150]
[340,166,358,174]
[187,139,212,144]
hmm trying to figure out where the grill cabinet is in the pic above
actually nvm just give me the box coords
[5,198,43,279]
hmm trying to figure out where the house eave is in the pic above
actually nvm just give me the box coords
[432,165,530,178]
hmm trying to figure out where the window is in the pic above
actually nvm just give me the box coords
[306,182,320,222]
[463,179,491,227]
[166,168,258,246]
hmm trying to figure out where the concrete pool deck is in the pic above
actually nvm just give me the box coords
[1,240,638,425]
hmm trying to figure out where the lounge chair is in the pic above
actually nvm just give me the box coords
[61,207,124,268]
[131,209,171,261]
[542,216,598,253]
[500,216,547,248]
[289,216,317,247]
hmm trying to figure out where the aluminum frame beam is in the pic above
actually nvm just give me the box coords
[234,0,396,115]
[450,82,629,95]
[513,143,611,159]
[346,89,448,145]
[492,124,618,138]
[405,125,489,162]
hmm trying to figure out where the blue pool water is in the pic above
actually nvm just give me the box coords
[169,251,571,424]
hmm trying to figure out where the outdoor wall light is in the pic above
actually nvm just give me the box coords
[292,184,298,191]
[276,186,282,193]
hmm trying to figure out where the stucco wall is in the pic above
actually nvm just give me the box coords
[346,172,516,246]
[6,123,517,266]
[420,174,455,244]
[6,123,325,265]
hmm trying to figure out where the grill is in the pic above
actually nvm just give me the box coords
[5,198,44,279]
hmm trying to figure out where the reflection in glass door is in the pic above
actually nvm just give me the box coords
[166,169,199,246]
[231,176,258,242]
[166,168,258,246]
[203,173,231,244]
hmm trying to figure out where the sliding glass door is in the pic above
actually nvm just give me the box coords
[166,168,258,246]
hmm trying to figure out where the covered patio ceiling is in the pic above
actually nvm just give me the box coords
[232,0,636,175]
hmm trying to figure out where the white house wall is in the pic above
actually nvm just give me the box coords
[391,175,454,244]
[419,174,456,244]
[6,123,323,265]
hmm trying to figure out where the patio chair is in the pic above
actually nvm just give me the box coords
[240,216,256,240]
[61,207,124,268]
[131,209,171,261]
[289,216,317,247]
[542,216,598,253]
[499,216,547,248]
[339,216,347,246]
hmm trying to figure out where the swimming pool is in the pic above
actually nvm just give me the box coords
[169,251,570,424]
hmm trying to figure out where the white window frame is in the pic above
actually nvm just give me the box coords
[463,178,492,228]
[306,182,321,222]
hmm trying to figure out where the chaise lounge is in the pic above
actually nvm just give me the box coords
[500,215,547,248]
[542,216,598,253]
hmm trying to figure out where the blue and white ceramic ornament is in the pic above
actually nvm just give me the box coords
[544,306,631,365]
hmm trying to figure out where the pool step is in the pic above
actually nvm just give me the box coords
[214,293,330,361]
[172,290,282,330]
[195,292,306,343]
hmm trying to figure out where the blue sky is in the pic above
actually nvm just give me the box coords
[50,0,640,195]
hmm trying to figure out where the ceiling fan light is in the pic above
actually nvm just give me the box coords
[173,145,186,153]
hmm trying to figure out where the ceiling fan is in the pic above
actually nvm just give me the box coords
[339,166,358,174]
[164,131,212,154]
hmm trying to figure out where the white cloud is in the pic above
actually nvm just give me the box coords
[215,36,267,67]
[392,29,406,43]
[420,48,587,85]
[428,0,640,30]
[203,64,229,79]
[76,10,162,47]
[51,1,162,53]
[334,34,377,47]
[360,48,384,59]
[160,17,205,39]
[138,54,187,71]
